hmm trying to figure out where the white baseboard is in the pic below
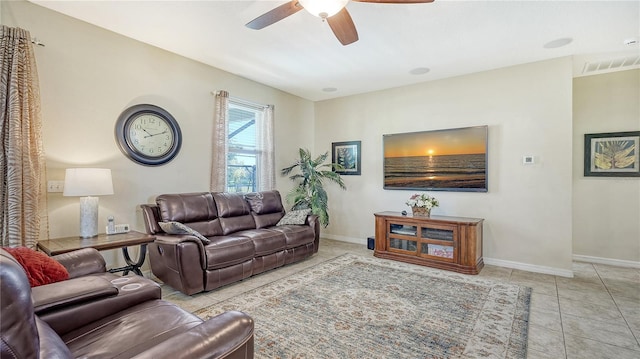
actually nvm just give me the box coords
[323,236,575,277]
[322,234,366,245]
[573,254,640,269]
[484,257,574,278]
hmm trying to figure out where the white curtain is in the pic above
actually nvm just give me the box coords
[0,26,49,248]
[257,105,275,190]
[210,90,229,192]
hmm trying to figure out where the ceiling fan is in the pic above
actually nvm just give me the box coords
[246,0,435,46]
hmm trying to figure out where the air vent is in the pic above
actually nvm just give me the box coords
[581,55,640,75]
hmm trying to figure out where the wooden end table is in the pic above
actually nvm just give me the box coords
[37,231,156,276]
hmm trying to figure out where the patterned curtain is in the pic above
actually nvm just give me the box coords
[0,26,49,248]
[257,105,275,190]
[210,90,229,192]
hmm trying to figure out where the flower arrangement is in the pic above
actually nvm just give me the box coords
[405,193,439,209]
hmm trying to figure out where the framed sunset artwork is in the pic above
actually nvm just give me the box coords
[383,126,488,192]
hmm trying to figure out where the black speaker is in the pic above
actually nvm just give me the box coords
[367,236,375,250]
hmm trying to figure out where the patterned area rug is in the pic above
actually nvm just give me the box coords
[194,254,531,358]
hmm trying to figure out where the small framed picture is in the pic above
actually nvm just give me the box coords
[584,131,640,177]
[332,141,361,175]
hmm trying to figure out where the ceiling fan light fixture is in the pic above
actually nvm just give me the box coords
[299,0,350,19]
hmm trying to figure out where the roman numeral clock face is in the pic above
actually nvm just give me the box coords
[115,104,182,166]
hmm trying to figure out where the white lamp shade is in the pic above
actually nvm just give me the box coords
[299,0,350,18]
[63,168,114,197]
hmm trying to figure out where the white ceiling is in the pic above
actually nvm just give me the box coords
[30,0,640,101]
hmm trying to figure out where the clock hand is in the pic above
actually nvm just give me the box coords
[146,130,168,138]
[143,128,157,138]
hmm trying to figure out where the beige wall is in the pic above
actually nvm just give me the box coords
[573,70,640,263]
[314,58,575,274]
[6,1,636,274]
[2,1,314,265]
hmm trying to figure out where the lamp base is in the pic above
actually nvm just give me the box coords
[79,196,99,238]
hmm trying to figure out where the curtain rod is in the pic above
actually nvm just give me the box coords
[31,38,45,47]
[230,97,269,111]
[210,91,268,110]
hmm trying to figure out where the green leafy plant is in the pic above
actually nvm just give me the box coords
[281,148,346,227]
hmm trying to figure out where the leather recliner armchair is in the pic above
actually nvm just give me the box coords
[0,248,254,359]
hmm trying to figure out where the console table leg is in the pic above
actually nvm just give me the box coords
[108,244,148,276]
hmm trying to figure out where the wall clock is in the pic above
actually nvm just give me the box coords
[115,104,182,166]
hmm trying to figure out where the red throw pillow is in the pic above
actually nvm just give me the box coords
[3,247,69,287]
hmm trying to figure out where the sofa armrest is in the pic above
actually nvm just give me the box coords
[306,214,320,252]
[141,204,163,235]
[154,234,207,270]
[305,214,319,228]
[131,311,254,359]
[32,276,118,313]
[52,248,106,278]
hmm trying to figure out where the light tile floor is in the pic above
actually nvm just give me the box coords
[158,238,640,359]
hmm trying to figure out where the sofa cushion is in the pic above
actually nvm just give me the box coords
[244,191,284,214]
[213,193,256,235]
[156,193,223,236]
[213,192,252,217]
[158,221,211,244]
[235,229,286,256]
[277,209,312,226]
[270,225,316,249]
[204,235,255,270]
[61,300,203,358]
[157,192,217,222]
[3,247,69,287]
[245,191,285,229]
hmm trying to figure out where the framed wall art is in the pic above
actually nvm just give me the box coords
[383,126,488,192]
[332,141,361,175]
[584,131,640,177]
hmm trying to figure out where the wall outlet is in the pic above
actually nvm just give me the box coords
[47,180,64,192]
[106,224,130,235]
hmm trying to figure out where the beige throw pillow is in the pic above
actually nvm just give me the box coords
[276,209,312,226]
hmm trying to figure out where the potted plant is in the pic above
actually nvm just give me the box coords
[281,148,346,227]
[406,193,439,217]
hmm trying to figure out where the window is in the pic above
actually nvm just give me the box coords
[211,92,274,193]
[225,99,273,193]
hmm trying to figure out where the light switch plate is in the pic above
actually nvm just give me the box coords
[47,180,64,192]
[523,155,535,165]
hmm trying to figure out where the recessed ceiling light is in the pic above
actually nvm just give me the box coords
[409,67,430,75]
[543,38,573,49]
[322,87,337,92]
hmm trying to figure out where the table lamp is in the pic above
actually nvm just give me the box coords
[63,168,114,238]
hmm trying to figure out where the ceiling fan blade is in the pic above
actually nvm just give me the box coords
[246,1,303,30]
[327,8,359,46]
[352,0,434,3]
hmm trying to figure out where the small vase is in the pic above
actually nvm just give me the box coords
[412,206,430,217]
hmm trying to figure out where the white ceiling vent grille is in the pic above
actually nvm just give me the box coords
[580,55,640,75]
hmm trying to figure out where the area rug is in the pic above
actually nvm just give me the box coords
[194,254,531,358]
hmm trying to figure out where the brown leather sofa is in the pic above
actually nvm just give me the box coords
[141,190,319,295]
[0,248,254,359]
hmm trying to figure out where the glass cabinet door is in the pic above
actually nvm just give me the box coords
[421,227,453,241]
[420,243,454,259]
[390,224,417,237]
[390,238,418,252]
